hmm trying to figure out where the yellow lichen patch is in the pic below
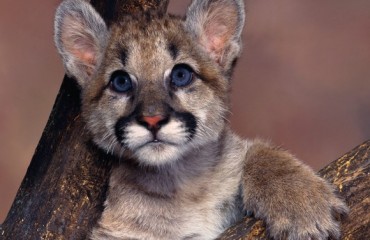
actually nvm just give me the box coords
[41,231,59,240]
[333,166,365,189]
[337,158,352,175]
[250,221,266,236]
[344,160,351,173]
[343,234,353,240]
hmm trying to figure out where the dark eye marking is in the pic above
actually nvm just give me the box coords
[114,106,143,145]
[109,70,133,93]
[120,48,128,66]
[168,42,178,60]
[174,112,197,140]
[170,64,194,88]
[115,117,130,145]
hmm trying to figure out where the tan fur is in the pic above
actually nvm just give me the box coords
[54,0,348,239]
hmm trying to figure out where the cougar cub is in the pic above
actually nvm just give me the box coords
[54,0,348,239]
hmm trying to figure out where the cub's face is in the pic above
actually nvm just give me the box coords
[54,0,244,166]
[83,18,229,165]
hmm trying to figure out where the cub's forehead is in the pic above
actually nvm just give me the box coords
[113,14,184,37]
[102,15,198,80]
[109,14,187,55]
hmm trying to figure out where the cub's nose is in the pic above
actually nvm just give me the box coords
[138,115,168,130]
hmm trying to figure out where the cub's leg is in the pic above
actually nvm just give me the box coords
[242,140,348,240]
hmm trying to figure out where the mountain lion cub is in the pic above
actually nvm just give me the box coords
[54,0,348,239]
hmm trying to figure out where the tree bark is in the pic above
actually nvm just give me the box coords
[0,77,113,240]
[1,0,369,239]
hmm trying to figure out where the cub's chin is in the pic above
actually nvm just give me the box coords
[131,141,188,166]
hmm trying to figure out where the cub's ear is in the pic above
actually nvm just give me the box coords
[185,0,245,72]
[54,0,108,87]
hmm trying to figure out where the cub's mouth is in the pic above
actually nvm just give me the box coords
[114,111,197,165]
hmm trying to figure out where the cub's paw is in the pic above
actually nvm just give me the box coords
[266,181,348,240]
[243,141,349,239]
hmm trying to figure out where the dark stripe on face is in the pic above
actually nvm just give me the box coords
[174,112,197,140]
[114,105,142,145]
[121,48,128,66]
[115,117,130,145]
[168,42,178,60]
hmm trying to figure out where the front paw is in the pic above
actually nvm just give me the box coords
[243,141,349,239]
[266,182,348,240]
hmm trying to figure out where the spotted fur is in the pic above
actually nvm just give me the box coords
[54,0,348,239]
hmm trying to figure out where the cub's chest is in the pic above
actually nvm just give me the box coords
[99,173,243,240]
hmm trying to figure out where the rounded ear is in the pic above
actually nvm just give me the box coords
[185,0,245,72]
[54,0,108,87]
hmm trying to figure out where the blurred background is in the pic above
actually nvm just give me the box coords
[1,0,369,223]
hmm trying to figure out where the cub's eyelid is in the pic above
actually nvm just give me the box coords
[180,64,201,81]
[128,73,138,93]
[105,70,138,87]
[174,61,199,74]
[128,73,137,83]
[169,63,198,76]
[164,68,172,78]
[191,70,201,79]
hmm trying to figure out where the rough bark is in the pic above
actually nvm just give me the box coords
[218,140,370,240]
[0,77,113,240]
[1,0,369,239]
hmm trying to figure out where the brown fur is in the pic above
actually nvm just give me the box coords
[54,0,348,239]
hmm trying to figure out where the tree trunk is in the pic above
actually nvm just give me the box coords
[1,0,369,239]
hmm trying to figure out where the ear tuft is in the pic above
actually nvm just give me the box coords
[54,0,108,86]
[186,0,245,72]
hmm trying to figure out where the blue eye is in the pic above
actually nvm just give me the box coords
[170,64,193,87]
[110,71,133,93]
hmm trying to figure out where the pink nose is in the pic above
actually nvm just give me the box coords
[141,115,163,128]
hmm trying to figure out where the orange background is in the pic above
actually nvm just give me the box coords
[1,0,370,223]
